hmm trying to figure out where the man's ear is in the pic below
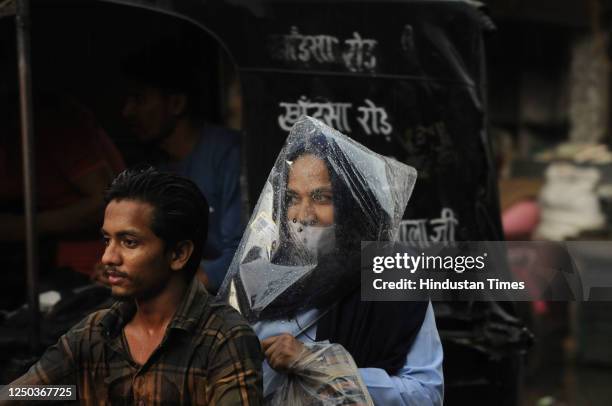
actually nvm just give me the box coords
[170,240,194,272]
[168,93,187,117]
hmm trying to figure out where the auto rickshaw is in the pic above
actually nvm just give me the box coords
[0,0,530,404]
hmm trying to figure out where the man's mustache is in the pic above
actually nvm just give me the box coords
[103,267,129,278]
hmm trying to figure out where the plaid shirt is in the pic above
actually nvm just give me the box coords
[7,279,263,405]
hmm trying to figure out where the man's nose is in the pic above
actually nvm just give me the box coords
[295,200,317,226]
[101,241,121,266]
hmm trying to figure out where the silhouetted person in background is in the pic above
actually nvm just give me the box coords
[121,39,243,293]
[0,91,125,309]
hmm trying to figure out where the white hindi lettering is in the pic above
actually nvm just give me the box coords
[357,99,393,140]
[270,27,378,72]
[295,28,339,64]
[278,98,305,132]
[278,96,352,133]
[283,26,302,61]
[278,97,393,139]
[342,32,378,72]
[398,219,430,249]
[429,208,458,243]
[398,208,459,248]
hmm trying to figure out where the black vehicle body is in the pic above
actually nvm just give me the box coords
[1,0,529,404]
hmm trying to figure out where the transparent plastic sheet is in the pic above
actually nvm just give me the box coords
[269,342,374,406]
[218,115,417,322]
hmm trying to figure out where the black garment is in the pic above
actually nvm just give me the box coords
[317,289,428,375]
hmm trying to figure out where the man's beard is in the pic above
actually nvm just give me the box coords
[144,115,180,147]
[110,274,171,302]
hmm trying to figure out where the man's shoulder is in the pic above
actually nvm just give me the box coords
[197,299,263,365]
[87,307,114,325]
[201,126,241,150]
[84,306,120,331]
[201,299,255,339]
[57,306,115,346]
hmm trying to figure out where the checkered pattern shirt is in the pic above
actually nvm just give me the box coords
[7,279,263,405]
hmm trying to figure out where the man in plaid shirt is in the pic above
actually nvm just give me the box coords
[5,168,263,405]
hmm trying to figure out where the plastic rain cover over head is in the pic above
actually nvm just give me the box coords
[218,116,417,322]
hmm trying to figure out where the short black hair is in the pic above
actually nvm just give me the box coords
[104,167,208,280]
[121,37,205,124]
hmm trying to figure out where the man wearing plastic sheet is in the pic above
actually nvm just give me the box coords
[218,116,444,405]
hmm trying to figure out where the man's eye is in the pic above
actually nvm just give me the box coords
[286,194,299,205]
[313,193,332,203]
[123,239,138,248]
[102,237,110,246]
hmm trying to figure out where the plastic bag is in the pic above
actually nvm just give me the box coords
[219,116,417,321]
[269,342,374,406]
